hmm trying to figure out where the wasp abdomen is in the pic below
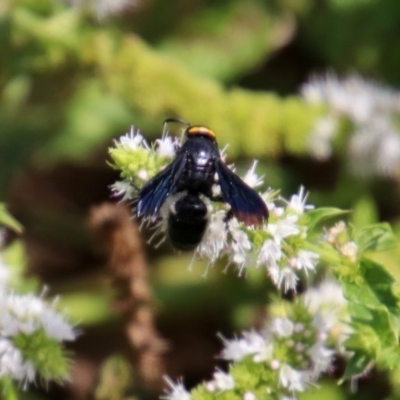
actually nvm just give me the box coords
[168,194,208,251]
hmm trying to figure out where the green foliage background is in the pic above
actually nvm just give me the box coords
[2,0,400,399]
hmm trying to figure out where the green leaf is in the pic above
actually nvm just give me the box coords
[342,281,398,347]
[355,223,398,253]
[377,346,400,370]
[351,195,379,228]
[0,379,17,400]
[342,282,381,309]
[365,308,398,347]
[361,258,399,317]
[0,203,23,233]
[306,207,349,230]
[340,350,371,383]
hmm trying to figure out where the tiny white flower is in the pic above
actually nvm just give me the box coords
[110,180,135,201]
[339,241,358,262]
[287,187,314,214]
[252,344,274,363]
[205,381,217,392]
[268,264,281,287]
[118,126,147,151]
[303,280,351,349]
[156,135,177,159]
[308,115,339,160]
[270,359,280,370]
[221,331,272,363]
[242,331,273,362]
[0,257,10,291]
[211,184,222,198]
[229,220,252,269]
[212,370,235,391]
[308,342,335,376]
[289,250,319,275]
[240,331,266,354]
[243,392,257,400]
[137,169,149,181]
[267,215,301,241]
[95,0,135,20]
[220,337,248,362]
[304,280,347,313]
[279,365,310,392]
[162,377,191,400]
[272,318,294,337]
[324,221,347,244]
[376,131,400,175]
[278,267,299,292]
[40,305,77,341]
[243,161,264,188]
[68,0,137,21]
[257,239,283,268]
[197,210,227,263]
[0,339,36,385]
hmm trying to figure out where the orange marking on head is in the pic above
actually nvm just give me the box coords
[186,126,216,139]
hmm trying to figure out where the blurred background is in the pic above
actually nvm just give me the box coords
[2,0,400,399]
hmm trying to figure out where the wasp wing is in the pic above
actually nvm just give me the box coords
[215,160,268,226]
[136,153,186,220]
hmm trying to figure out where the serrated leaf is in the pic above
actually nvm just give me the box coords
[0,204,23,233]
[355,223,398,253]
[342,282,381,308]
[377,346,400,370]
[366,308,398,347]
[343,329,377,352]
[306,207,349,230]
[361,258,399,317]
[340,351,371,383]
[342,282,398,347]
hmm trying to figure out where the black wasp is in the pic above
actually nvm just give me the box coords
[136,119,269,250]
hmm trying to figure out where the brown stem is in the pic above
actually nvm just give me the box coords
[88,202,167,392]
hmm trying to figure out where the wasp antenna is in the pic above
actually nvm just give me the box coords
[163,118,191,126]
[162,118,191,138]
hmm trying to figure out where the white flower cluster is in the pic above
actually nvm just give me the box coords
[111,128,320,292]
[302,74,400,178]
[218,286,339,398]
[162,281,346,400]
[111,127,319,291]
[304,279,351,352]
[324,221,358,263]
[197,185,319,292]
[118,126,150,152]
[0,259,77,386]
[110,126,180,202]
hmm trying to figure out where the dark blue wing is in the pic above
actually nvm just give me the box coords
[215,160,268,226]
[136,153,186,220]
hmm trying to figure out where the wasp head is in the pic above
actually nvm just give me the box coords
[185,126,216,141]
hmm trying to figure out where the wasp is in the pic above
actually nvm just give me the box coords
[136,119,268,250]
